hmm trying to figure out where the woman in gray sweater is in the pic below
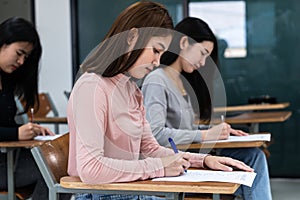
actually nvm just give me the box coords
[142,17,272,200]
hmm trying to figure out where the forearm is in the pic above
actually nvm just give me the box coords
[152,125,201,146]
[0,126,19,141]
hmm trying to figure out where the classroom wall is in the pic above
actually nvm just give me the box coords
[219,0,300,177]
[34,0,72,134]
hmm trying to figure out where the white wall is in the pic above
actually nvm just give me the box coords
[35,0,72,134]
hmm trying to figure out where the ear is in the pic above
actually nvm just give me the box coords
[179,36,189,50]
[127,28,139,46]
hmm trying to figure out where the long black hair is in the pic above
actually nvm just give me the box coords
[160,17,219,123]
[0,17,42,113]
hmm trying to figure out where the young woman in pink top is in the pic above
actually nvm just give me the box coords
[67,1,253,200]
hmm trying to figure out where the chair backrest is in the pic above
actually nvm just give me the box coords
[23,92,59,118]
[64,91,71,99]
[31,133,69,185]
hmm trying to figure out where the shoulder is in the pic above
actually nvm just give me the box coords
[143,68,167,85]
[73,72,111,97]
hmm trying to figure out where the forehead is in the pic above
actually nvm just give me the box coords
[146,35,172,48]
[193,41,214,54]
[9,41,33,52]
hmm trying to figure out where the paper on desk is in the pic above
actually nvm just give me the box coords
[34,134,62,141]
[202,133,271,144]
[152,170,257,187]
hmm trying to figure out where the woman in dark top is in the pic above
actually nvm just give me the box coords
[0,17,55,199]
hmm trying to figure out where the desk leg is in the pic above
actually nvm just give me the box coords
[249,123,259,133]
[212,194,220,200]
[165,192,184,200]
[7,150,15,200]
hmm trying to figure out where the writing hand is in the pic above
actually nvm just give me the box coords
[161,153,190,177]
[202,122,231,141]
[18,122,55,140]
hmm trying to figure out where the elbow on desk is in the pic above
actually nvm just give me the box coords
[78,165,111,184]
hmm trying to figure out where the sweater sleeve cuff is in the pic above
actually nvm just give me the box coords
[0,127,19,141]
[187,152,210,168]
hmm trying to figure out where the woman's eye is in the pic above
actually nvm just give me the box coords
[16,51,29,60]
[153,48,160,54]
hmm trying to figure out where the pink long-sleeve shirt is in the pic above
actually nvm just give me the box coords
[67,72,206,184]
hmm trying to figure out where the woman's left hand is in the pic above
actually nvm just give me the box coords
[203,155,254,172]
[230,128,249,136]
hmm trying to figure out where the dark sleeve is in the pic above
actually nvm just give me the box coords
[0,126,19,141]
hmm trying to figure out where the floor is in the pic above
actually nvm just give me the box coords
[271,178,300,200]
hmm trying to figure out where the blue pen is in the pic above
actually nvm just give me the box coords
[168,138,179,153]
[168,137,187,172]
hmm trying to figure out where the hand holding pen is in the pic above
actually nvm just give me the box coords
[166,138,188,173]
[220,114,249,137]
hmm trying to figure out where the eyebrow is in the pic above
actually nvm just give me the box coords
[19,49,30,57]
[203,48,209,54]
[157,42,166,51]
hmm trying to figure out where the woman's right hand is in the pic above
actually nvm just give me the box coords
[202,122,249,141]
[18,122,55,140]
[161,153,190,177]
[202,122,231,141]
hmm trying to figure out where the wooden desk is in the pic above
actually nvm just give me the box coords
[214,102,290,113]
[0,140,46,200]
[225,111,292,132]
[33,117,67,124]
[197,111,292,133]
[177,141,266,151]
[33,117,67,134]
[60,176,240,199]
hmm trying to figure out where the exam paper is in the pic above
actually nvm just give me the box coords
[34,134,62,141]
[152,170,256,187]
[202,133,271,144]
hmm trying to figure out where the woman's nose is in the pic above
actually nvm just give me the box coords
[200,59,206,67]
[17,55,26,65]
[153,55,160,67]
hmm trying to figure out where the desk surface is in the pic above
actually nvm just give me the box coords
[33,117,67,124]
[0,140,45,148]
[0,139,47,200]
[225,111,292,124]
[197,111,292,125]
[60,176,240,194]
[177,141,265,150]
[214,102,290,112]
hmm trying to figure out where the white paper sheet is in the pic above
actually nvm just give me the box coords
[34,134,62,141]
[202,133,271,144]
[152,170,256,187]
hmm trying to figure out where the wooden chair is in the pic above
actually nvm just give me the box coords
[19,92,61,133]
[31,133,239,200]
[31,133,72,200]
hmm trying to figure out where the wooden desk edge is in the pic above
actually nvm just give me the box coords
[60,176,239,194]
[0,140,46,148]
[177,141,265,150]
[33,117,67,124]
[214,102,290,112]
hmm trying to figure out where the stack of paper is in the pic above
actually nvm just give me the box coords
[202,133,271,144]
[152,170,256,187]
[34,134,63,141]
